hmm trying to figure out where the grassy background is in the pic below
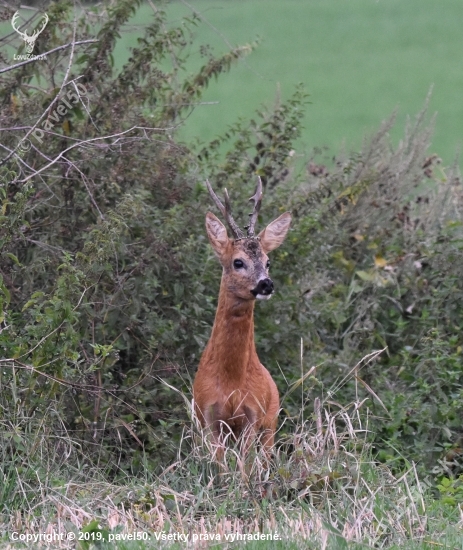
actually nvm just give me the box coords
[4,1,462,164]
[115,0,463,165]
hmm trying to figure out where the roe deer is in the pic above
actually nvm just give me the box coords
[193,178,291,461]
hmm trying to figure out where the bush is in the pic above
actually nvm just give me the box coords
[0,0,307,472]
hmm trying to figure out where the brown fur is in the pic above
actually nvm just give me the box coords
[193,210,291,461]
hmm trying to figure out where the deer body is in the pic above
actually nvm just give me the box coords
[193,180,291,459]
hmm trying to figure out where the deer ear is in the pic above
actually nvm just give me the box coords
[258,212,292,253]
[205,212,229,258]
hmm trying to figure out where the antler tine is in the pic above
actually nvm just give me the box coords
[247,176,263,237]
[35,13,49,35]
[223,188,245,239]
[205,179,226,217]
[205,180,245,240]
[11,12,23,35]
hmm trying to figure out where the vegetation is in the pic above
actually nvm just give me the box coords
[160,0,463,168]
[0,0,462,547]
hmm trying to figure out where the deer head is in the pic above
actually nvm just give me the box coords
[12,11,49,54]
[205,178,291,301]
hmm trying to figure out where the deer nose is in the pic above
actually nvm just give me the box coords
[251,278,274,297]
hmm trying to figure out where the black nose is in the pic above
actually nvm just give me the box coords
[251,278,274,297]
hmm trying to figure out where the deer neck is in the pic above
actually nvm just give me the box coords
[208,277,257,383]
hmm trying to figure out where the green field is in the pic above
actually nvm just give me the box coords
[4,0,462,163]
[117,0,463,165]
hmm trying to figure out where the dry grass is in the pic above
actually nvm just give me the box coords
[2,355,456,549]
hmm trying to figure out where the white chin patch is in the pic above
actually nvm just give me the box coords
[256,294,272,301]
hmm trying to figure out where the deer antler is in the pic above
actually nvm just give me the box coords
[246,177,263,237]
[32,13,49,39]
[11,12,25,39]
[206,180,245,240]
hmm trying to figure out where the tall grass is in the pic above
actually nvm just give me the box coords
[0,354,460,549]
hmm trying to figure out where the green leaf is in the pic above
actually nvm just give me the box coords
[356,270,375,282]
[0,280,11,305]
[6,252,21,266]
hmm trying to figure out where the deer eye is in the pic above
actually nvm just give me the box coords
[266,260,270,269]
[233,259,244,269]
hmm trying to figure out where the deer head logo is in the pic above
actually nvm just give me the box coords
[11,11,49,54]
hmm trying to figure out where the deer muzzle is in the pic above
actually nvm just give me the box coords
[251,278,274,300]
